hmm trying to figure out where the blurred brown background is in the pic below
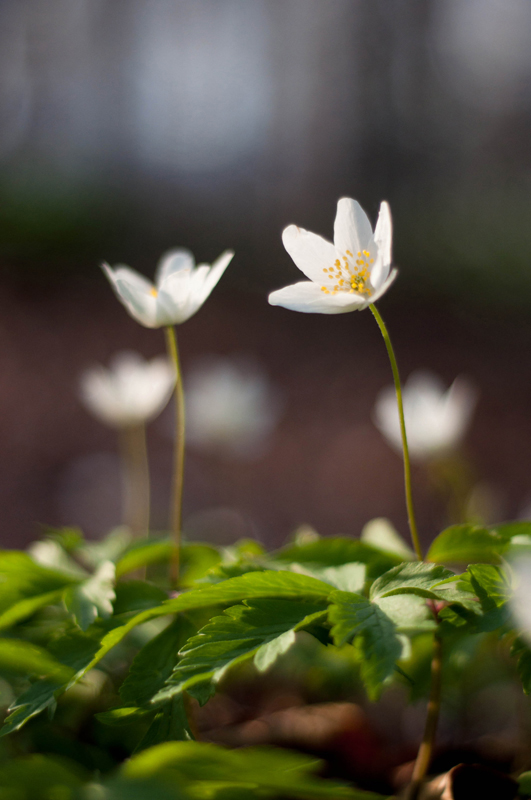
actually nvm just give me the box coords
[2,0,531,551]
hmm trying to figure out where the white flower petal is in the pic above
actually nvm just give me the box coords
[371,202,392,288]
[282,226,338,283]
[155,248,195,286]
[195,249,234,306]
[80,352,175,428]
[268,281,367,314]
[333,198,374,256]
[368,268,398,304]
[114,277,159,328]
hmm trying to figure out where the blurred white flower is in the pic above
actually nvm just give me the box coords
[373,370,478,460]
[103,248,234,328]
[268,197,397,314]
[80,351,175,428]
[185,357,282,457]
[509,557,531,642]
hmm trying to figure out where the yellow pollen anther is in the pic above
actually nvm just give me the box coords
[363,250,370,257]
[335,259,341,267]
[150,287,158,297]
[346,249,353,257]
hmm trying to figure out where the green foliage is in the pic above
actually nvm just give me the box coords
[64,561,116,631]
[328,591,402,699]
[116,741,386,799]
[154,598,327,705]
[0,754,85,800]
[427,524,510,564]
[120,617,197,706]
[272,537,403,579]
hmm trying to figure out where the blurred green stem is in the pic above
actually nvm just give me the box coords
[407,629,442,800]
[119,422,150,538]
[369,304,423,560]
[165,325,185,587]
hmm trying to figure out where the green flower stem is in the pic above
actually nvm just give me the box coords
[165,325,185,588]
[119,422,150,538]
[407,630,442,800]
[369,304,423,561]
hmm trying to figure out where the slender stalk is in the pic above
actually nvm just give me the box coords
[407,630,443,800]
[369,304,423,560]
[165,325,185,587]
[119,422,150,538]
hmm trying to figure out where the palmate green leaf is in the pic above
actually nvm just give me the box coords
[328,591,402,699]
[1,571,332,735]
[439,564,511,633]
[370,562,476,609]
[427,524,510,564]
[272,537,403,580]
[135,695,194,752]
[153,598,327,706]
[120,617,197,706]
[64,560,116,631]
[0,632,100,736]
[121,741,387,799]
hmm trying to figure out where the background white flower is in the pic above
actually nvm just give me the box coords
[80,351,176,428]
[185,356,282,458]
[103,247,234,328]
[268,197,397,314]
[509,557,531,644]
[373,370,478,460]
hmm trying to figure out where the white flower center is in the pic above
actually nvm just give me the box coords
[321,249,374,296]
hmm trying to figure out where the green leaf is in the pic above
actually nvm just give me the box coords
[282,563,366,593]
[370,562,458,601]
[64,560,116,630]
[122,741,386,799]
[328,592,402,699]
[374,594,436,635]
[0,589,64,632]
[135,695,194,752]
[154,598,327,705]
[120,617,196,706]
[272,536,403,580]
[0,551,79,614]
[96,706,153,726]
[0,754,84,799]
[113,581,169,615]
[0,639,73,681]
[518,770,531,795]
[361,518,415,560]
[28,539,88,578]
[3,570,333,735]
[512,637,531,694]
[0,680,62,736]
[427,524,509,564]
[0,632,100,736]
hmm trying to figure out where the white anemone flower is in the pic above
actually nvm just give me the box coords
[103,248,234,328]
[509,557,531,644]
[185,356,282,458]
[268,197,397,314]
[80,351,176,428]
[373,371,478,460]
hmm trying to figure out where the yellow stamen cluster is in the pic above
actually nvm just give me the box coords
[150,287,158,298]
[320,249,374,296]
